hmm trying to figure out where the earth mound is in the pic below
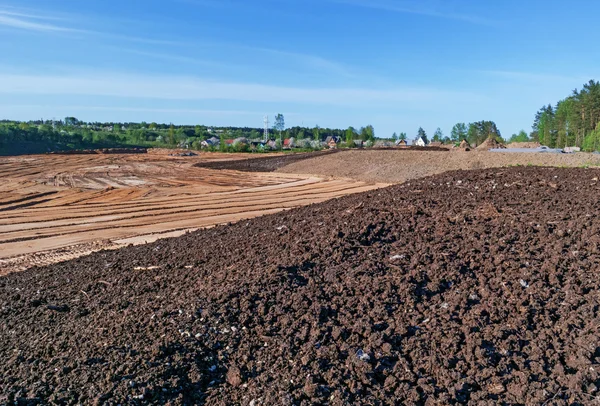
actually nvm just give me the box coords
[458,139,471,150]
[194,150,339,172]
[506,142,542,149]
[1,168,600,405]
[476,137,506,151]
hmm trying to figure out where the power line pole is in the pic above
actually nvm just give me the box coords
[263,115,269,142]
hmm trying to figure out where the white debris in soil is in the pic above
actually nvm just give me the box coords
[133,266,160,271]
[356,349,370,362]
[276,225,288,231]
[520,279,529,288]
[389,255,405,261]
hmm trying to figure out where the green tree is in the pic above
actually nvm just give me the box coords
[274,114,285,149]
[360,125,375,142]
[195,125,207,140]
[274,114,285,133]
[313,125,320,141]
[466,121,501,146]
[509,130,529,143]
[345,126,355,146]
[450,123,467,142]
[582,123,600,152]
[391,132,398,141]
[399,132,407,141]
[167,124,176,145]
[219,132,227,152]
[433,127,443,142]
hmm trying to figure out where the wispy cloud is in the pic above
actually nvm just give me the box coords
[0,13,76,32]
[0,9,65,20]
[0,6,187,46]
[331,0,493,25]
[0,72,482,106]
[248,47,354,77]
[111,48,230,68]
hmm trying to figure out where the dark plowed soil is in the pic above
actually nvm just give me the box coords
[373,146,450,152]
[193,150,340,172]
[2,167,600,405]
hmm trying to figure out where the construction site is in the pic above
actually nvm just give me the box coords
[2,148,600,404]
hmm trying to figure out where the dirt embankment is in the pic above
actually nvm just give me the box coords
[506,142,542,149]
[193,150,340,172]
[1,167,600,405]
[278,149,600,183]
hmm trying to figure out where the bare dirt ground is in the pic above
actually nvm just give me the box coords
[2,167,600,404]
[278,149,600,183]
[0,153,384,274]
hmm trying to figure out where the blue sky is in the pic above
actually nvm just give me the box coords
[1,0,599,138]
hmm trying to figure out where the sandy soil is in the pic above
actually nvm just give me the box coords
[0,153,384,274]
[278,149,600,183]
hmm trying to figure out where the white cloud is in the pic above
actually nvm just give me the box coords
[0,72,481,106]
[248,47,353,77]
[0,14,75,32]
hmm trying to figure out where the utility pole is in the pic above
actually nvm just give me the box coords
[263,116,269,142]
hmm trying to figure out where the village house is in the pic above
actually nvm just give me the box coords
[201,137,220,148]
[325,136,341,149]
[413,136,427,147]
[283,137,296,149]
[396,139,408,146]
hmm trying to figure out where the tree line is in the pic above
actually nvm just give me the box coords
[531,80,600,151]
[0,116,377,155]
[389,121,502,146]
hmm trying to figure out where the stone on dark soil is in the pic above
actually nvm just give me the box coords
[1,167,600,405]
[226,366,242,387]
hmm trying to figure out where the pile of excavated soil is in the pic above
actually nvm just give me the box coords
[277,149,600,184]
[194,150,339,172]
[476,137,506,151]
[506,142,541,149]
[2,167,600,405]
[458,140,471,150]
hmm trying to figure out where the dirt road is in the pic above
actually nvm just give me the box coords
[0,153,384,274]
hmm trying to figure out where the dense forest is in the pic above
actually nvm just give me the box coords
[0,117,374,156]
[531,79,600,151]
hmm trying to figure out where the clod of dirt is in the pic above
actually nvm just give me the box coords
[46,304,69,312]
[226,365,242,387]
[2,167,600,405]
